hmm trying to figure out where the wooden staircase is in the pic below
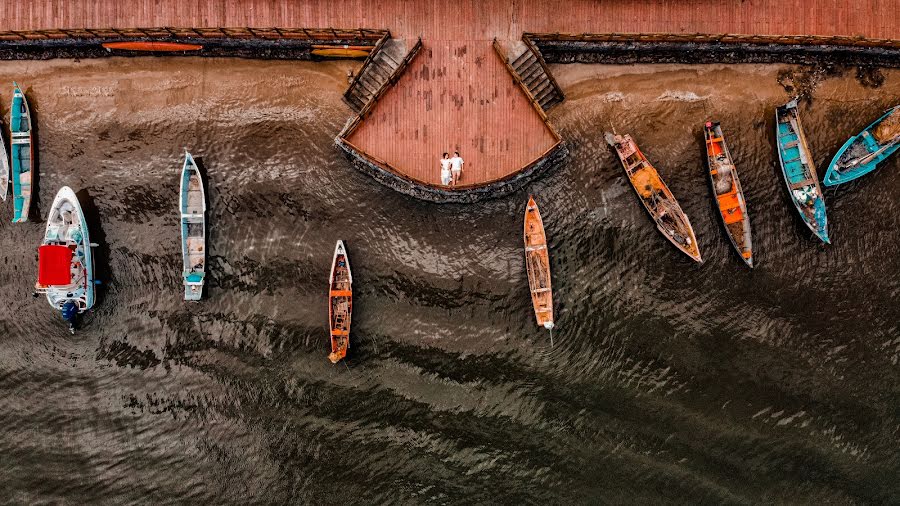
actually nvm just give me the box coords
[507,39,564,112]
[344,36,409,112]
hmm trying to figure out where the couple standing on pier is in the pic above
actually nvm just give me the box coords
[440,151,464,187]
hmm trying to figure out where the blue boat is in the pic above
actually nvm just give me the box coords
[35,187,96,333]
[823,105,900,186]
[180,151,206,301]
[775,100,829,243]
[10,82,33,223]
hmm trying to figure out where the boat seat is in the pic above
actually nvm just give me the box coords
[532,287,551,293]
[330,289,352,297]
[185,273,204,282]
[525,245,546,252]
[783,140,799,149]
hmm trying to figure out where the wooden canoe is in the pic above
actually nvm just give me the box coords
[605,132,702,263]
[704,121,754,267]
[328,240,352,363]
[180,151,206,301]
[102,41,203,52]
[775,100,829,243]
[524,196,554,329]
[10,82,32,223]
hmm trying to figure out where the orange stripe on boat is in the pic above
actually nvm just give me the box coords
[102,41,203,52]
[330,290,352,297]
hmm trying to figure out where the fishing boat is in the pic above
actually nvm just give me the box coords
[524,196,554,330]
[34,186,95,334]
[180,151,206,301]
[328,240,352,364]
[823,105,900,186]
[0,128,9,201]
[605,132,702,262]
[704,122,753,267]
[10,82,32,223]
[775,100,829,243]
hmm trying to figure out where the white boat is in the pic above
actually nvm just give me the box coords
[34,186,95,333]
[180,151,206,301]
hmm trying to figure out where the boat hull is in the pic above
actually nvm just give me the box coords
[38,186,95,319]
[606,132,702,263]
[180,152,206,301]
[328,241,352,363]
[705,122,753,267]
[823,105,900,186]
[775,100,830,243]
[102,41,203,52]
[524,196,554,329]
[10,82,32,223]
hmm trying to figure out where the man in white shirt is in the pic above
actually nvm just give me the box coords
[440,152,452,186]
[450,151,464,187]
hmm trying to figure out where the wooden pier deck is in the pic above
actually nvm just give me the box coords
[3,0,898,193]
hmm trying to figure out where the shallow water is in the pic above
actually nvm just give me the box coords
[0,57,898,504]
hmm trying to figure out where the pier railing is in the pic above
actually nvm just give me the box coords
[523,32,900,49]
[0,27,388,41]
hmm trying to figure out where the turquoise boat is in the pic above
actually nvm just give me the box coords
[10,82,32,223]
[180,151,206,301]
[823,105,900,186]
[775,100,829,243]
[35,186,96,333]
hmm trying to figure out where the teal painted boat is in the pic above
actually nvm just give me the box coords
[10,82,32,222]
[823,105,899,186]
[35,186,96,334]
[180,151,206,301]
[775,100,829,243]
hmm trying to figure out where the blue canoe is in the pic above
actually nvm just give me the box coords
[823,105,900,186]
[775,100,829,243]
[10,82,33,223]
[180,151,206,301]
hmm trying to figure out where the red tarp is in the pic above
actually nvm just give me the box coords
[38,245,72,286]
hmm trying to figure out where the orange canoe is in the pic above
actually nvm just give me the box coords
[328,240,352,363]
[102,41,203,52]
[705,121,753,267]
[524,196,554,330]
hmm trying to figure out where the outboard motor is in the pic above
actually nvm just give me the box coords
[61,301,78,335]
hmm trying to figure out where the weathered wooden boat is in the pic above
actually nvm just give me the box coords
[704,121,753,267]
[605,132,702,262]
[34,186,95,334]
[102,41,203,52]
[180,151,206,301]
[823,105,900,186]
[0,128,9,201]
[524,196,554,330]
[328,240,352,363]
[775,100,830,243]
[10,82,32,223]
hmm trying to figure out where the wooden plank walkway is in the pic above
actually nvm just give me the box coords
[4,0,897,189]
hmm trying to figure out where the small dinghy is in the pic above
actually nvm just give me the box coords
[0,127,9,201]
[775,100,829,243]
[824,105,900,186]
[524,196,554,331]
[10,82,32,222]
[328,240,352,364]
[34,186,95,333]
[180,151,206,301]
[606,132,702,262]
[704,121,754,267]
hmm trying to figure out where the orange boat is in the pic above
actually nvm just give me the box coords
[524,196,554,330]
[605,132,702,263]
[102,41,203,52]
[328,240,352,363]
[704,121,753,267]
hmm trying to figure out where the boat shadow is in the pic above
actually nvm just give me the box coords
[75,188,112,308]
[26,86,41,222]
